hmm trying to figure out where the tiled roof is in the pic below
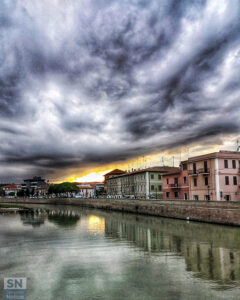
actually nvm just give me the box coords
[104,169,125,176]
[188,150,240,162]
[163,169,181,176]
[2,184,20,189]
[107,166,180,179]
[78,186,94,189]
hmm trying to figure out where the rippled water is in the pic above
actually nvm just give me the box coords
[0,204,240,300]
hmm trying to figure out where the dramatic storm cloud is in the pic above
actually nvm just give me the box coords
[0,0,240,181]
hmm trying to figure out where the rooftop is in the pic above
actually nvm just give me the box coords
[104,169,126,177]
[106,166,180,179]
[188,150,240,162]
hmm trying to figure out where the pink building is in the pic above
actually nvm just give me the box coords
[163,161,189,200]
[188,151,240,201]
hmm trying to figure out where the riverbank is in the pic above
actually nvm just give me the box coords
[1,197,240,226]
[0,203,33,213]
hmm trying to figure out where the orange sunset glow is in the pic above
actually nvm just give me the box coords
[70,170,112,183]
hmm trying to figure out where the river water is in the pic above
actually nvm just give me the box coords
[0,204,240,300]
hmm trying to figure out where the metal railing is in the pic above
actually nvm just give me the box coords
[188,168,210,175]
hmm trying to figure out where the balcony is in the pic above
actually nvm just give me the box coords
[169,183,180,189]
[188,168,210,176]
[198,168,210,175]
[188,170,198,176]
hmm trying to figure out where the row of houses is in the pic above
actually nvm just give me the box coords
[1,177,105,198]
[104,150,240,201]
[1,177,49,197]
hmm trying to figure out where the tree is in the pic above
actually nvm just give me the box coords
[8,192,16,197]
[0,188,5,196]
[48,182,79,196]
[17,189,25,197]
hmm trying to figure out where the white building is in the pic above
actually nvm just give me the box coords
[76,183,95,198]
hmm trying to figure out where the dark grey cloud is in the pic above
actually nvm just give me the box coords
[0,0,240,181]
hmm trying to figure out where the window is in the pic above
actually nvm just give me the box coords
[204,161,208,172]
[224,160,228,168]
[174,192,179,198]
[204,177,208,186]
[158,185,162,191]
[182,164,187,170]
[183,176,187,184]
[158,174,162,180]
[225,176,229,185]
[232,160,236,169]
[193,163,197,174]
[205,195,210,201]
[174,178,178,185]
[194,178,197,187]
[184,193,188,200]
[194,195,199,201]
[166,192,170,198]
[166,178,169,185]
[225,195,231,201]
[233,176,237,185]
[151,185,154,191]
[151,174,154,180]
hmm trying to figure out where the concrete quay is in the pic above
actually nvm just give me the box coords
[1,197,240,226]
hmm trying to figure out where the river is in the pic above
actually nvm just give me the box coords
[0,204,240,299]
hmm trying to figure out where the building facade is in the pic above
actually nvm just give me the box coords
[2,184,22,197]
[104,169,126,192]
[76,183,95,198]
[22,176,48,194]
[188,151,240,201]
[163,161,189,200]
[106,167,179,199]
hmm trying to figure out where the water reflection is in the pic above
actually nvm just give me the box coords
[88,215,105,233]
[104,212,240,290]
[19,211,45,228]
[48,211,80,228]
[1,205,240,299]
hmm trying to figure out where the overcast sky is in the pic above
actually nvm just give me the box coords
[0,0,240,182]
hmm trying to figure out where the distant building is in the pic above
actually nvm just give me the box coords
[23,176,47,188]
[106,166,179,199]
[35,185,49,197]
[76,183,95,198]
[104,169,126,193]
[94,182,105,196]
[22,176,48,195]
[188,151,240,201]
[2,184,21,197]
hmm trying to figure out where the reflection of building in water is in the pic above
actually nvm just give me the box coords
[47,209,80,227]
[20,211,45,227]
[88,215,105,233]
[104,214,240,288]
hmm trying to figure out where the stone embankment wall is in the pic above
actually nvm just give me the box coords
[1,197,240,226]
